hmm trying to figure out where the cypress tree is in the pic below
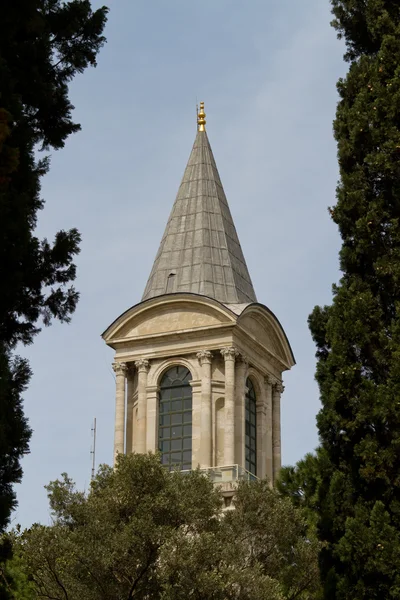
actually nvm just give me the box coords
[0,0,108,532]
[307,1,400,597]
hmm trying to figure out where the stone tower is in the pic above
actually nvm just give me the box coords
[102,103,295,488]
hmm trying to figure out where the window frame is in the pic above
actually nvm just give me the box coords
[245,377,257,476]
[158,366,192,471]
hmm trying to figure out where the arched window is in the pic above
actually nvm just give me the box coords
[159,366,192,470]
[245,378,257,476]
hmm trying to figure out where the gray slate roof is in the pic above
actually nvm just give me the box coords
[142,130,257,304]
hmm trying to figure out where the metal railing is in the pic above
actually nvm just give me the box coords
[181,464,258,484]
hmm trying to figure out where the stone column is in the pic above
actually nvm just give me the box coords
[146,385,159,453]
[272,380,284,483]
[220,347,238,465]
[197,351,213,468]
[135,359,150,454]
[126,366,136,454]
[112,361,127,465]
[235,355,248,469]
[264,376,273,485]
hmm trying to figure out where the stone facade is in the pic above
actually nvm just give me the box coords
[102,294,294,485]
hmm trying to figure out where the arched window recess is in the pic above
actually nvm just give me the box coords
[159,366,192,471]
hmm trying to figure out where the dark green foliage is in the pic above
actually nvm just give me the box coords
[278,450,330,534]
[299,1,400,597]
[13,453,321,600]
[330,0,400,61]
[0,0,108,532]
[0,353,31,536]
[0,533,35,600]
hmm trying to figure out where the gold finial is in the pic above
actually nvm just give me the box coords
[197,101,206,132]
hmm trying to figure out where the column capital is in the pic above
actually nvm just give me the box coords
[220,346,239,362]
[112,361,128,376]
[197,350,213,365]
[265,375,284,393]
[135,358,150,373]
[237,353,248,366]
[265,374,277,386]
[265,374,272,386]
[273,381,285,394]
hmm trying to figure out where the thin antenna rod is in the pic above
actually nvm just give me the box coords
[90,417,97,480]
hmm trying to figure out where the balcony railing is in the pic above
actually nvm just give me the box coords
[181,464,258,485]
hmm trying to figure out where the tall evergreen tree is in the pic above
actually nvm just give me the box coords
[0,0,108,532]
[305,1,400,597]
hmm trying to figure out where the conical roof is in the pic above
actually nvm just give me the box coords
[142,106,257,304]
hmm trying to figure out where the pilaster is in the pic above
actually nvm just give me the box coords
[235,354,248,469]
[256,388,267,479]
[125,365,135,454]
[112,361,128,465]
[190,379,202,468]
[220,346,239,465]
[264,375,273,485]
[135,359,150,454]
[197,350,213,468]
[272,379,284,483]
[146,385,159,453]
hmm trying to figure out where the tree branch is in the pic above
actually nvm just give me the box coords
[45,557,69,600]
[32,572,61,600]
[126,546,159,600]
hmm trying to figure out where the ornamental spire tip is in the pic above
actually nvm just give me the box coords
[197,101,206,131]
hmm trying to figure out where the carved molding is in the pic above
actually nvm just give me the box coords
[220,346,239,361]
[256,399,267,414]
[189,379,202,389]
[135,358,150,373]
[196,350,213,365]
[112,361,128,376]
[210,379,225,389]
[146,385,160,395]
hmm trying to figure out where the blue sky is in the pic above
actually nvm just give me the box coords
[14,0,346,527]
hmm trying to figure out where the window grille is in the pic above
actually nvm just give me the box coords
[159,366,192,470]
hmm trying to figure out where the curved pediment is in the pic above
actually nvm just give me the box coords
[102,293,237,344]
[238,304,295,369]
